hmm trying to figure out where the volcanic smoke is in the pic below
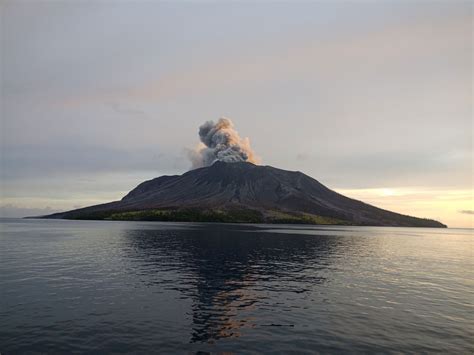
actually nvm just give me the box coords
[189,117,259,169]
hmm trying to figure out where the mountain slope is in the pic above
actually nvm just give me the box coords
[42,161,446,227]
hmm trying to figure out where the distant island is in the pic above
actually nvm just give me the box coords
[39,161,446,228]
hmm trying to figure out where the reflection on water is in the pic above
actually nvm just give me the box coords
[124,225,332,343]
[0,219,473,353]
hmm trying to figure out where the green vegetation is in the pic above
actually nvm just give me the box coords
[265,210,350,225]
[106,208,264,223]
[66,207,351,225]
[70,211,116,220]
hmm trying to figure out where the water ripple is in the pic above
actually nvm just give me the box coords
[1,219,473,353]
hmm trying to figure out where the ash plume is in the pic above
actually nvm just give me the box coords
[189,117,259,169]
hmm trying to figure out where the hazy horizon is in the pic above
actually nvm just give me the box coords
[1,1,472,227]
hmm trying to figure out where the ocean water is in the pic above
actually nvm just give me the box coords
[0,219,472,354]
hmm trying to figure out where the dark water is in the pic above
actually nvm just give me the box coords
[0,219,472,354]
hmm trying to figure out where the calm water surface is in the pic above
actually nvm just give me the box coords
[0,219,472,353]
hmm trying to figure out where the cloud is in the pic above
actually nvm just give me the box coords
[459,210,474,215]
[46,6,470,107]
[0,143,188,180]
[106,102,147,117]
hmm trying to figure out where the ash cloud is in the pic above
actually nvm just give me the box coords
[189,117,259,169]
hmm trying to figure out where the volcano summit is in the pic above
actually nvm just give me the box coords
[42,161,446,228]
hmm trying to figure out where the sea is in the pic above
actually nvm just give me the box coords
[0,218,472,354]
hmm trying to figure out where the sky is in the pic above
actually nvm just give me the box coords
[1,1,472,227]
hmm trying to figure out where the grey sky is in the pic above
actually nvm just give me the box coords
[1,1,472,226]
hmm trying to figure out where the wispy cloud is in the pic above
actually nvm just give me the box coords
[106,102,147,117]
[459,210,474,215]
[50,9,470,107]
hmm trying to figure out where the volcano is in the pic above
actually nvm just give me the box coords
[42,161,446,227]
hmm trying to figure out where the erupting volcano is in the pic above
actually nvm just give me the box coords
[41,118,446,228]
